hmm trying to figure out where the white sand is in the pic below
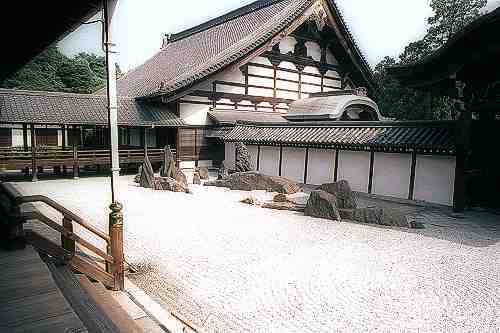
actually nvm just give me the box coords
[13,176,500,333]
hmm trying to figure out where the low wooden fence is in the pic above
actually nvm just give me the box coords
[0,147,176,179]
[0,182,124,290]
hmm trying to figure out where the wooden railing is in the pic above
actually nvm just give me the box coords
[0,147,177,180]
[0,182,124,290]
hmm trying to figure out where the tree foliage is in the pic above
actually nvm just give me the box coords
[374,0,487,120]
[0,46,116,94]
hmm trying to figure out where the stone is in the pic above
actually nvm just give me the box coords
[217,162,229,180]
[193,172,201,185]
[339,207,416,228]
[261,201,305,212]
[304,190,341,221]
[134,166,143,183]
[139,154,155,189]
[196,166,209,180]
[273,193,288,202]
[204,171,301,194]
[174,169,188,188]
[153,176,189,193]
[317,180,357,209]
[240,196,258,205]
[235,142,252,172]
[160,145,177,178]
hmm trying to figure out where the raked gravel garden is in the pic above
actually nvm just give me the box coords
[11,174,500,333]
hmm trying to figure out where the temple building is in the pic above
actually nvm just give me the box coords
[4,0,495,211]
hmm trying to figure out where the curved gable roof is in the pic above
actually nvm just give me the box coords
[113,0,374,100]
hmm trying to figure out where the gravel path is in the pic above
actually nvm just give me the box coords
[12,176,500,333]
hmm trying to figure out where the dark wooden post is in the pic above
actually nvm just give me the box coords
[73,145,79,179]
[278,145,283,176]
[303,147,309,184]
[30,124,38,182]
[368,150,375,194]
[334,149,339,182]
[22,124,28,151]
[61,216,75,255]
[452,80,471,214]
[256,145,261,171]
[175,128,181,168]
[109,202,124,291]
[408,151,417,200]
[194,128,198,167]
[61,125,66,149]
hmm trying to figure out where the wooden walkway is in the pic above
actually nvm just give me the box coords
[0,246,88,333]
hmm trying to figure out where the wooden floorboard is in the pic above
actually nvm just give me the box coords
[0,246,87,333]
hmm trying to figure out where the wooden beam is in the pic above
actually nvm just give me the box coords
[408,151,417,200]
[61,125,66,149]
[22,124,28,151]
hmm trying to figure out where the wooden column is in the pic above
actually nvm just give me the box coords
[61,125,66,149]
[408,151,417,200]
[272,65,277,112]
[175,128,181,167]
[334,149,339,182]
[140,127,145,148]
[22,124,28,151]
[194,128,198,167]
[303,147,309,184]
[278,145,283,176]
[212,82,217,109]
[30,124,38,182]
[73,145,79,179]
[256,145,261,171]
[368,150,375,194]
[452,80,471,214]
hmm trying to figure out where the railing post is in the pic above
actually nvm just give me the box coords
[73,145,79,179]
[109,202,124,291]
[61,215,75,255]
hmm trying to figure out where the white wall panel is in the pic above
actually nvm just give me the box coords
[12,129,24,147]
[307,149,335,185]
[337,150,370,192]
[180,103,210,125]
[414,155,456,206]
[259,146,280,176]
[224,142,235,169]
[281,147,306,183]
[279,36,296,54]
[372,153,411,199]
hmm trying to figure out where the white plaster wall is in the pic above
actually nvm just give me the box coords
[307,148,335,185]
[224,142,236,169]
[281,147,306,183]
[259,146,280,176]
[247,145,259,170]
[279,36,296,54]
[372,153,411,199]
[305,41,321,62]
[337,150,370,192]
[57,130,63,147]
[414,155,456,206]
[180,102,210,125]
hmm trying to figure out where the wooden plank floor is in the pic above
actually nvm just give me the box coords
[0,246,88,333]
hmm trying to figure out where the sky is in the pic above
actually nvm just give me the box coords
[59,0,500,72]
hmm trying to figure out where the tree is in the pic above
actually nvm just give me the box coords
[427,0,487,48]
[0,46,119,94]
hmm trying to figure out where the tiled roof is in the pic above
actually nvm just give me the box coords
[114,0,314,99]
[0,89,184,127]
[205,126,234,139]
[208,110,288,125]
[224,122,456,154]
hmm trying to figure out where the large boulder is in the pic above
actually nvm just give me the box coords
[339,207,417,228]
[205,171,301,194]
[235,142,252,172]
[160,145,177,178]
[139,154,154,188]
[217,162,229,180]
[153,177,189,193]
[317,180,357,209]
[262,201,305,212]
[193,172,201,185]
[304,190,341,221]
[174,169,188,188]
[196,166,209,180]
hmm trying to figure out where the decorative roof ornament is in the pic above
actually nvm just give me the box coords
[311,1,327,31]
[355,87,367,97]
[162,33,172,48]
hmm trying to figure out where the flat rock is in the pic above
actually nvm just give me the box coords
[196,167,209,180]
[304,190,341,221]
[339,207,417,228]
[317,180,357,209]
[204,171,301,194]
[262,201,304,212]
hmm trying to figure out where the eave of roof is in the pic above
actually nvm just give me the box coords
[0,89,184,127]
[208,110,288,125]
[224,121,456,154]
[387,7,500,93]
